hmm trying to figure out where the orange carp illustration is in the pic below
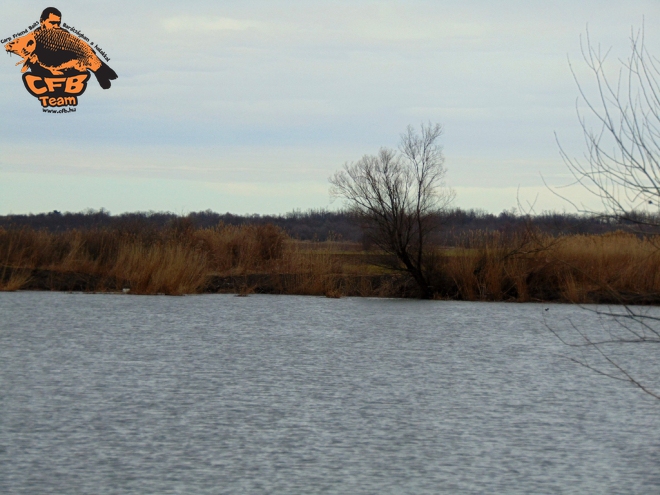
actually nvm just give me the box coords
[4,7,117,92]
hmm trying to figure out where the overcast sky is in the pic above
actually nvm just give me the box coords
[1,0,659,215]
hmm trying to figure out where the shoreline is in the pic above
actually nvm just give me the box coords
[3,225,660,304]
[4,266,660,305]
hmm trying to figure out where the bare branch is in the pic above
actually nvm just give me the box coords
[552,23,660,399]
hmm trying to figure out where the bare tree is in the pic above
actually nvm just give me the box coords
[553,25,660,399]
[329,123,454,299]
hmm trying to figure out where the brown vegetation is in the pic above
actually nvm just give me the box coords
[438,230,660,304]
[1,223,659,303]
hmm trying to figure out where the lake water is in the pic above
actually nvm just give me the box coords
[1,293,658,494]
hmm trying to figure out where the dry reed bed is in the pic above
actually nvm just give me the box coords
[441,231,660,303]
[1,225,659,302]
[0,224,381,296]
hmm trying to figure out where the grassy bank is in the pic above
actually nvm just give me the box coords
[1,223,659,303]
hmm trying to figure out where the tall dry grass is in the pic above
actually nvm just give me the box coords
[441,230,660,303]
[109,243,208,295]
[0,223,362,295]
[2,223,660,301]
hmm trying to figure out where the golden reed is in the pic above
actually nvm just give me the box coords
[1,224,659,302]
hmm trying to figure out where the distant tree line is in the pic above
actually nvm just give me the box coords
[0,207,655,245]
